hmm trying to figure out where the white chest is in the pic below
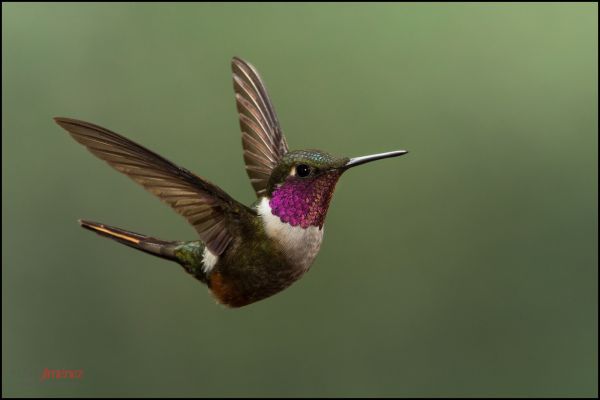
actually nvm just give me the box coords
[257,197,324,272]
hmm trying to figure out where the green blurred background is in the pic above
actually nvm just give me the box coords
[2,3,597,397]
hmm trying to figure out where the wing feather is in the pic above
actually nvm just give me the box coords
[56,117,252,255]
[232,57,289,196]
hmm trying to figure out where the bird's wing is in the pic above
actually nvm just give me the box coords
[55,117,253,256]
[232,57,289,197]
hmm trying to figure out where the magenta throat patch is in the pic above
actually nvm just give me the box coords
[269,171,342,229]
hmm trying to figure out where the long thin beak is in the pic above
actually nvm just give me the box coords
[343,150,408,170]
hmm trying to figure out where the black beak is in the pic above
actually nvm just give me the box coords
[343,150,408,170]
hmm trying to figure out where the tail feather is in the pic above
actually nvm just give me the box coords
[79,219,180,262]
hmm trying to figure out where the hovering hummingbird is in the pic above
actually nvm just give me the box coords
[55,57,408,308]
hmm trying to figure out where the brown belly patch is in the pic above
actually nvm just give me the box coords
[209,272,252,308]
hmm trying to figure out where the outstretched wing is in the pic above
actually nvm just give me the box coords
[55,117,253,255]
[232,57,289,197]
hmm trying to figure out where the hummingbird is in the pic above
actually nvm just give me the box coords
[55,57,408,308]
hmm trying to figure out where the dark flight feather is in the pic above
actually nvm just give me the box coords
[55,117,253,255]
[232,57,289,197]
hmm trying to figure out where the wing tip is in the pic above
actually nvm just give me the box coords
[232,56,247,66]
[54,116,73,128]
[231,56,245,70]
[231,56,261,76]
[54,116,91,134]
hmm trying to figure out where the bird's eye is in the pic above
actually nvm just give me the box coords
[295,164,311,177]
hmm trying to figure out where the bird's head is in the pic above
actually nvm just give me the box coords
[263,149,408,229]
[232,56,408,230]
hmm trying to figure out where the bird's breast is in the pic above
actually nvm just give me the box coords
[257,197,324,272]
[206,198,325,307]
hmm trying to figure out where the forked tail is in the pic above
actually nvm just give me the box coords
[79,219,181,262]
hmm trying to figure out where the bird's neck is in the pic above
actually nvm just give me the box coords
[266,171,342,229]
[257,197,324,272]
[256,171,341,270]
